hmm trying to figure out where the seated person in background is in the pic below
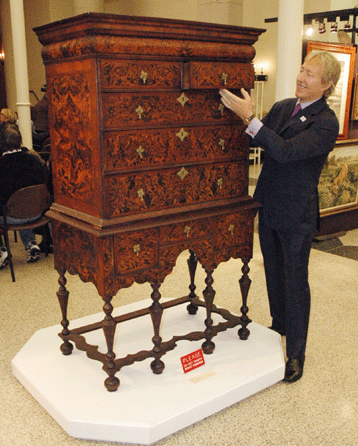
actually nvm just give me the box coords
[0,108,18,124]
[0,107,45,152]
[0,123,48,268]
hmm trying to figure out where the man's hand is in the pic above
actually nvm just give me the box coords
[219,88,254,122]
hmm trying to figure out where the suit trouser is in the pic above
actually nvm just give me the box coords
[258,210,316,361]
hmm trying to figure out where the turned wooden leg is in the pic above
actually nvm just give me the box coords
[238,258,252,340]
[56,268,73,356]
[187,249,199,315]
[102,296,120,392]
[201,267,216,354]
[149,283,165,374]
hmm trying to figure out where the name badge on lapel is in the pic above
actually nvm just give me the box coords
[300,116,306,122]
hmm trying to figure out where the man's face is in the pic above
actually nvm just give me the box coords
[295,58,330,102]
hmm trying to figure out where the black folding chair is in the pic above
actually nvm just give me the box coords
[0,184,51,282]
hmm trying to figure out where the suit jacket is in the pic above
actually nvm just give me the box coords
[253,96,339,231]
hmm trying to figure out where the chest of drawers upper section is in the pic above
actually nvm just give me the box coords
[35,13,264,226]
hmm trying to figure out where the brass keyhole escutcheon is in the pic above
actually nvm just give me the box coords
[177,167,189,180]
[177,93,189,107]
[176,128,189,141]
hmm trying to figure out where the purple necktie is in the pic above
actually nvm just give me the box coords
[291,103,301,117]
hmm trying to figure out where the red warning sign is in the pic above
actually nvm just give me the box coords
[180,348,205,373]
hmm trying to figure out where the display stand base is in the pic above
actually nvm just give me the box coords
[12,298,284,445]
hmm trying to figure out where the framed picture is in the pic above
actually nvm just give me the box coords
[306,41,356,140]
[351,74,358,120]
[318,139,358,216]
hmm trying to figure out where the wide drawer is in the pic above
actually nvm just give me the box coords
[104,162,247,217]
[102,90,240,128]
[104,124,247,172]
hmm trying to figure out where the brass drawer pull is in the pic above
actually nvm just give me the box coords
[136,105,144,119]
[184,225,191,237]
[221,72,228,85]
[140,71,148,84]
[228,224,234,235]
[217,178,223,189]
[137,145,145,159]
[137,188,145,201]
[219,139,225,150]
[133,244,141,256]
[218,103,225,116]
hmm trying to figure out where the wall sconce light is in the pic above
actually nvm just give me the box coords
[330,21,338,33]
[0,51,5,60]
[306,27,314,36]
[255,65,268,81]
[318,22,326,34]
[344,21,352,31]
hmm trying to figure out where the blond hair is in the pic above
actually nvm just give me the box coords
[304,51,341,98]
[0,108,18,124]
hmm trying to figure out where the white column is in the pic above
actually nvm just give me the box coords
[275,0,304,102]
[9,0,32,150]
[74,0,105,15]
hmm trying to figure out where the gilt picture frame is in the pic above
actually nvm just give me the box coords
[318,139,358,216]
[306,41,356,140]
[351,73,358,120]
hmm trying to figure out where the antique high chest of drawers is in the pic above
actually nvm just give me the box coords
[34,14,264,391]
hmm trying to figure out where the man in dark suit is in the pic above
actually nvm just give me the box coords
[219,51,341,383]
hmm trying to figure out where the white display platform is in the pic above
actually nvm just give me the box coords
[12,298,285,445]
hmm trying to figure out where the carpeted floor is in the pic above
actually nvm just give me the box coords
[312,235,358,261]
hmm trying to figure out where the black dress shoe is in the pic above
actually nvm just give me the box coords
[284,358,304,383]
[268,325,286,336]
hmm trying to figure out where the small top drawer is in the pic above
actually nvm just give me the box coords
[182,61,254,90]
[101,59,182,89]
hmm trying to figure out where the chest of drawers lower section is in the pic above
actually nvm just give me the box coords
[50,198,257,297]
